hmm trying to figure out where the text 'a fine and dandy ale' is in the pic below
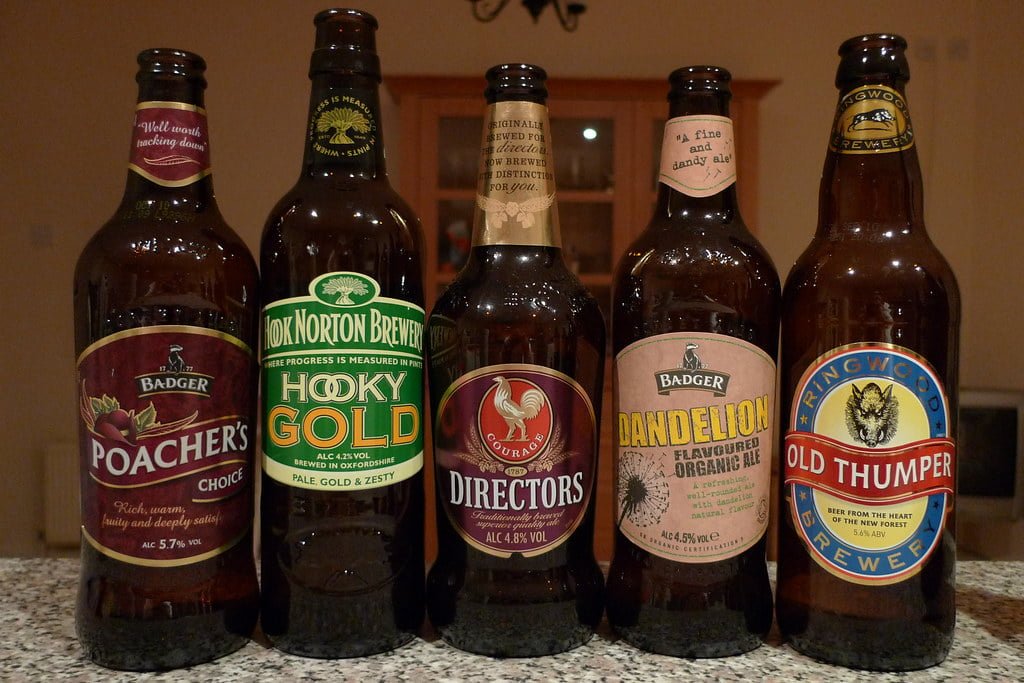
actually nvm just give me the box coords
[606,66,780,658]
[426,64,606,658]
[776,34,960,672]
[258,9,425,658]
[73,49,259,671]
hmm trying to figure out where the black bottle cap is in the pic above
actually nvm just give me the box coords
[136,48,207,87]
[836,33,910,88]
[310,8,381,81]
[485,63,548,104]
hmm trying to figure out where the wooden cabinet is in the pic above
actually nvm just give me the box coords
[387,76,777,561]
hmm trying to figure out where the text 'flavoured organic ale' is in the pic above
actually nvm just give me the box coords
[259,9,426,657]
[73,49,260,670]
[426,63,606,657]
[776,34,960,671]
[606,66,780,657]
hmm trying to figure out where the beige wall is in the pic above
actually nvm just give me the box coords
[1,1,1021,556]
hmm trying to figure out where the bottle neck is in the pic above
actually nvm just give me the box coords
[818,80,924,236]
[122,78,215,206]
[471,100,560,248]
[301,73,388,180]
[655,91,740,222]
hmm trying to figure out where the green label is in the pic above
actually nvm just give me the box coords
[261,272,424,491]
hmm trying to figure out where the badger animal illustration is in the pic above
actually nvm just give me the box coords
[848,108,896,132]
[167,344,186,373]
[845,382,899,447]
[681,343,702,371]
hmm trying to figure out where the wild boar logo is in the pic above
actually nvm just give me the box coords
[845,382,899,447]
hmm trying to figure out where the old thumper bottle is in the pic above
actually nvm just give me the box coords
[606,66,779,657]
[259,9,425,657]
[425,64,606,657]
[73,49,259,670]
[776,34,960,670]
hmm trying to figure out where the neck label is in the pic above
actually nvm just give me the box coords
[308,93,378,160]
[129,102,211,187]
[830,84,915,154]
[659,115,736,197]
[474,101,560,247]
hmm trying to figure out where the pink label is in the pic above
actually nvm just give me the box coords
[615,333,774,562]
[434,365,596,558]
[77,326,254,566]
[658,115,736,197]
[128,102,211,187]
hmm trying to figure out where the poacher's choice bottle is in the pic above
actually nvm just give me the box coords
[776,34,960,671]
[73,49,259,670]
[425,64,606,657]
[258,9,425,657]
[605,66,779,657]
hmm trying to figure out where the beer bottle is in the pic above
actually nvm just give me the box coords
[605,66,779,657]
[73,48,259,670]
[425,64,606,657]
[776,34,960,670]
[258,9,425,657]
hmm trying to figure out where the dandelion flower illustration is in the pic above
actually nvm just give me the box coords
[617,450,670,528]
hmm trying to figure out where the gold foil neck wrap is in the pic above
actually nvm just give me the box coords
[473,101,561,247]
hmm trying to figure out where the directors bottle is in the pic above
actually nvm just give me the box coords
[776,34,960,671]
[606,66,780,657]
[259,9,426,657]
[426,64,606,657]
[73,49,260,670]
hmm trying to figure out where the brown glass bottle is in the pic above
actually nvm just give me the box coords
[73,49,259,670]
[776,34,960,671]
[605,67,779,657]
[425,64,606,657]
[258,9,425,658]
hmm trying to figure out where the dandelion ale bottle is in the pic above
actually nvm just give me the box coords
[259,9,425,657]
[73,49,259,670]
[605,66,779,657]
[776,34,960,671]
[425,64,606,657]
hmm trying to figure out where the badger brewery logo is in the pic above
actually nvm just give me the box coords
[135,343,214,398]
[654,342,731,397]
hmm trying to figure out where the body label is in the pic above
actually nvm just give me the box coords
[308,92,378,160]
[129,101,211,187]
[829,84,915,154]
[434,365,596,558]
[615,333,774,562]
[77,326,254,566]
[262,272,424,491]
[784,343,954,585]
[658,115,737,197]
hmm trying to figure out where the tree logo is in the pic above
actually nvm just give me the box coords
[316,107,371,145]
[310,271,379,308]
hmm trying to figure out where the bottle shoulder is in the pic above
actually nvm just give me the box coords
[784,233,960,303]
[75,212,257,283]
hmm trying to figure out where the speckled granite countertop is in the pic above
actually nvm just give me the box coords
[1,559,1021,681]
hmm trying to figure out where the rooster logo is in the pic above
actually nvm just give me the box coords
[492,376,546,440]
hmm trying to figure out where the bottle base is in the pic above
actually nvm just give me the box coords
[78,618,250,671]
[611,613,766,659]
[783,615,952,672]
[433,600,597,658]
[265,630,417,659]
